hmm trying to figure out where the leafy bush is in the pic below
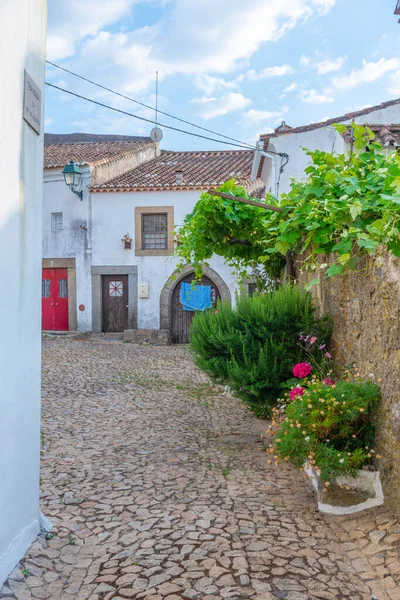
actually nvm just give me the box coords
[175,125,400,287]
[189,286,330,417]
[269,377,381,483]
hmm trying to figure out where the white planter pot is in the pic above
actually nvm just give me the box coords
[304,463,384,515]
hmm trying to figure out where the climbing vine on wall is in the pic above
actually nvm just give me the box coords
[175,125,400,285]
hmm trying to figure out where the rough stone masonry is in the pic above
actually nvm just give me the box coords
[300,252,400,515]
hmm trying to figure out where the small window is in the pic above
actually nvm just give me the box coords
[52,212,63,231]
[58,278,68,298]
[42,279,51,298]
[109,281,123,297]
[142,214,167,249]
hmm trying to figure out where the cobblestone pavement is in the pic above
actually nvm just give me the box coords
[2,339,400,600]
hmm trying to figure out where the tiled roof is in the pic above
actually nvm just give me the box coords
[44,133,151,145]
[260,97,400,141]
[44,138,154,168]
[340,124,400,147]
[91,150,256,192]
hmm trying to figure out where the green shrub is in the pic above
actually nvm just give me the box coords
[270,378,381,482]
[189,286,330,417]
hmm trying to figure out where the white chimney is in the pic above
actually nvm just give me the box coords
[176,169,184,185]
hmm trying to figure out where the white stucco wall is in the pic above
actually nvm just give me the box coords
[43,168,93,330]
[92,190,240,330]
[43,183,240,332]
[0,0,47,586]
[261,103,400,196]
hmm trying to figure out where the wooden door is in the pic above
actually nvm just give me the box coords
[102,275,128,332]
[42,268,69,331]
[171,274,220,344]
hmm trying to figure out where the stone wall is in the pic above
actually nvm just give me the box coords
[299,253,400,512]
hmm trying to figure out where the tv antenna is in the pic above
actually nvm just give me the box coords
[150,71,163,142]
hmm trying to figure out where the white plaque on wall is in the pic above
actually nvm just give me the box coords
[23,70,41,135]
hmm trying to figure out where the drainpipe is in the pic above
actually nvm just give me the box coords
[86,170,93,256]
[251,140,287,199]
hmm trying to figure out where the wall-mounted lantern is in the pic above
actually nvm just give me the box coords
[62,161,83,200]
[121,233,132,249]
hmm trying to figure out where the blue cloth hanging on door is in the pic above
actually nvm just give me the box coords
[180,282,212,311]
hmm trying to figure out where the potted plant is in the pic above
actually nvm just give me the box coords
[268,344,383,514]
[121,233,132,249]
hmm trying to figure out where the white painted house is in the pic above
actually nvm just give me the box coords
[0,0,47,587]
[254,97,400,197]
[43,136,263,343]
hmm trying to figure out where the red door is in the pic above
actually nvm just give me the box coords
[42,268,69,331]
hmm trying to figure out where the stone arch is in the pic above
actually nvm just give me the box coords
[160,265,231,332]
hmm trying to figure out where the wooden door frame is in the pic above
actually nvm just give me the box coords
[160,265,231,335]
[42,258,77,331]
[91,266,138,333]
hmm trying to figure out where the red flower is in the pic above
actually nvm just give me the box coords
[289,386,305,400]
[292,362,313,378]
[323,377,335,387]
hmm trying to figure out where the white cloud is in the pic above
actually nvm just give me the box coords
[332,57,400,90]
[47,0,140,60]
[242,65,294,81]
[345,103,373,112]
[280,81,298,99]
[299,88,334,103]
[300,55,311,67]
[193,75,238,95]
[312,0,336,13]
[44,117,53,126]
[160,0,337,74]
[316,56,346,74]
[190,93,251,119]
[238,108,286,126]
[284,82,298,92]
[47,0,337,97]
[387,70,400,96]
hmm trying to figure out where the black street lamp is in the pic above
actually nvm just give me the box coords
[62,161,83,200]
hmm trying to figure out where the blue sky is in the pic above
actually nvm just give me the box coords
[45,0,400,151]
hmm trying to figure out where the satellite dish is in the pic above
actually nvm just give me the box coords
[150,127,163,142]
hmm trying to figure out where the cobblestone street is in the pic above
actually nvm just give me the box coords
[1,338,400,600]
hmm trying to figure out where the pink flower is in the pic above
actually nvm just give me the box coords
[289,386,305,400]
[299,335,304,340]
[325,352,332,358]
[292,363,313,379]
[323,377,335,387]
[310,336,317,345]
[214,310,218,315]
[319,343,326,350]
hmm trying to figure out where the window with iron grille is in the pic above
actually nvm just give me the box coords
[52,212,63,231]
[42,279,51,298]
[142,213,168,249]
[58,278,68,298]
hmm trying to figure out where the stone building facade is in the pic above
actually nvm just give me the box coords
[299,253,400,512]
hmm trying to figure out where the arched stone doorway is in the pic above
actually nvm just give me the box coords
[160,265,231,344]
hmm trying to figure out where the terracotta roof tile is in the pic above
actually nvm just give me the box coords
[340,124,400,147]
[44,139,155,168]
[260,97,400,140]
[91,150,255,192]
